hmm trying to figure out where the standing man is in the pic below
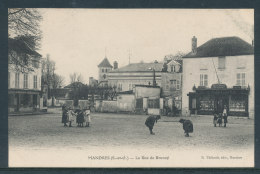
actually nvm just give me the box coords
[145,115,161,135]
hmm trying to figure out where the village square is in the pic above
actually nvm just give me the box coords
[7,9,254,167]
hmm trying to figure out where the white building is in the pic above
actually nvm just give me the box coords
[8,38,42,113]
[182,36,254,118]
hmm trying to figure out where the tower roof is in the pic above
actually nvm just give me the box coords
[98,57,113,68]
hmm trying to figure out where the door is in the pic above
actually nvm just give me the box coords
[215,95,228,114]
[15,94,20,112]
[33,94,38,109]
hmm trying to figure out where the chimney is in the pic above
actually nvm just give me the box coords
[192,36,197,54]
[113,61,118,69]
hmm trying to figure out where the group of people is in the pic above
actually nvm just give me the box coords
[61,105,91,127]
[145,105,229,137]
[213,105,228,127]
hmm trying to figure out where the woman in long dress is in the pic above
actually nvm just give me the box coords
[61,105,68,127]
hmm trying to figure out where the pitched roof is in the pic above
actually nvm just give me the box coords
[8,38,41,57]
[110,62,164,73]
[167,60,181,65]
[98,57,113,68]
[183,36,254,58]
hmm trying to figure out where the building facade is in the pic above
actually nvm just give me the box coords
[107,60,183,111]
[182,36,254,118]
[8,61,42,113]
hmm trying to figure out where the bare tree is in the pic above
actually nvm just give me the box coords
[70,72,84,84]
[8,8,42,39]
[8,8,42,72]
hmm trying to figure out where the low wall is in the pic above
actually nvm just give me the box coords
[117,94,135,112]
[148,108,160,115]
[101,101,118,113]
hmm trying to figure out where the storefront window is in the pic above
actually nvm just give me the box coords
[229,95,246,112]
[199,95,214,111]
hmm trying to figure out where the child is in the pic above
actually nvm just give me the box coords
[67,107,76,127]
[84,109,91,127]
[223,105,228,127]
[217,113,223,127]
[179,119,193,137]
[213,112,218,127]
[145,115,161,135]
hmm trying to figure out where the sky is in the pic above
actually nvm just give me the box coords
[38,9,254,86]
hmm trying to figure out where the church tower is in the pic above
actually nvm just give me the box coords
[98,57,113,86]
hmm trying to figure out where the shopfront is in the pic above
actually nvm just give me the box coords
[188,84,249,117]
[8,89,41,113]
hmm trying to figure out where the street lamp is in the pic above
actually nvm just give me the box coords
[148,67,156,87]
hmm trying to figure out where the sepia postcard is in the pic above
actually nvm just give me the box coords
[8,8,254,167]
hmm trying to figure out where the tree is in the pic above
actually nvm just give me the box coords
[41,55,65,106]
[70,72,84,84]
[8,8,42,39]
[8,8,42,72]
[52,74,65,89]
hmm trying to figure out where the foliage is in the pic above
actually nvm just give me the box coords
[8,8,42,72]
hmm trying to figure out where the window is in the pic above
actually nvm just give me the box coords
[129,83,132,90]
[105,69,107,73]
[8,72,10,88]
[24,74,28,88]
[200,74,208,87]
[118,83,122,91]
[102,69,104,73]
[171,65,174,72]
[33,75,37,89]
[237,73,246,86]
[176,80,180,90]
[15,73,20,88]
[32,60,39,68]
[148,99,160,108]
[218,57,225,69]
